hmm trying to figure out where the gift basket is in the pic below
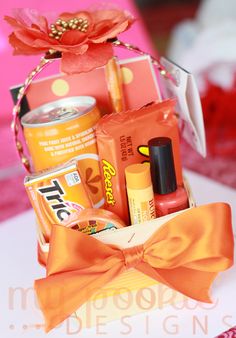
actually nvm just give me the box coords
[5,7,234,332]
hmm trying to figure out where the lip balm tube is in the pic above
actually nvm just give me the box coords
[125,163,156,225]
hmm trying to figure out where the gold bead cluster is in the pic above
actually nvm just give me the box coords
[49,17,89,40]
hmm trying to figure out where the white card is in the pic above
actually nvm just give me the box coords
[159,57,206,157]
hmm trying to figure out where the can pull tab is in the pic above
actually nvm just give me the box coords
[55,107,79,120]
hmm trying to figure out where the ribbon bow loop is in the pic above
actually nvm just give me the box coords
[35,203,234,332]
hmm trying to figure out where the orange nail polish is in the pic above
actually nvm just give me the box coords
[148,137,189,217]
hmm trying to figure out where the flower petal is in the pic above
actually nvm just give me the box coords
[9,33,43,55]
[89,9,134,43]
[92,9,132,23]
[15,29,49,44]
[4,15,23,30]
[47,43,88,54]
[61,43,113,74]
[60,11,92,23]
[12,8,49,33]
[60,30,88,46]
[90,20,130,43]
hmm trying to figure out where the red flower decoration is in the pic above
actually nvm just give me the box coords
[5,8,134,74]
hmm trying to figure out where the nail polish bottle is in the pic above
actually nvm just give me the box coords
[148,137,189,217]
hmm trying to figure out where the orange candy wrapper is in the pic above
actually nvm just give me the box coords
[96,99,183,223]
[24,159,93,241]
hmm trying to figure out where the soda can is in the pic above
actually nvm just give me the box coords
[21,96,104,207]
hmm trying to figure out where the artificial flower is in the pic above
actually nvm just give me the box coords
[5,8,134,74]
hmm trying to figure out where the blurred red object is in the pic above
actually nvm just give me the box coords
[216,325,236,337]
[201,81,236,158]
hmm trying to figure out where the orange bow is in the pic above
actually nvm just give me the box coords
[35,203,234,332]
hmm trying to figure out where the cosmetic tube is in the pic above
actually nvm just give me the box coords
[125,163,156,224]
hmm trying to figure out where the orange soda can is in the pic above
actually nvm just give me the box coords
[24,159,93,241]
[21,96,104,207]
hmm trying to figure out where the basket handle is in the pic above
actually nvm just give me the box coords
[12,39,176,173]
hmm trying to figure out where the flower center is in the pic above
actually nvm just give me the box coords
[49,17,89,40]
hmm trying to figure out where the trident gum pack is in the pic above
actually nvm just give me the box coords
[96,99,183,224]
[24,159,93,240]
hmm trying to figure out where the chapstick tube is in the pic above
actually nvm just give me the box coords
[125,163,156,225]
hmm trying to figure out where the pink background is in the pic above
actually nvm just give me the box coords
[0,0,154,120]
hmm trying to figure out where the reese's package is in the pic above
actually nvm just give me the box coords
[96,99,182,224]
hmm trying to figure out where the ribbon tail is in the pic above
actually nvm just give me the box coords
[35,264,124,332]
[140,202,234,303]
[137,263,218,303]
[158,267,219,302]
